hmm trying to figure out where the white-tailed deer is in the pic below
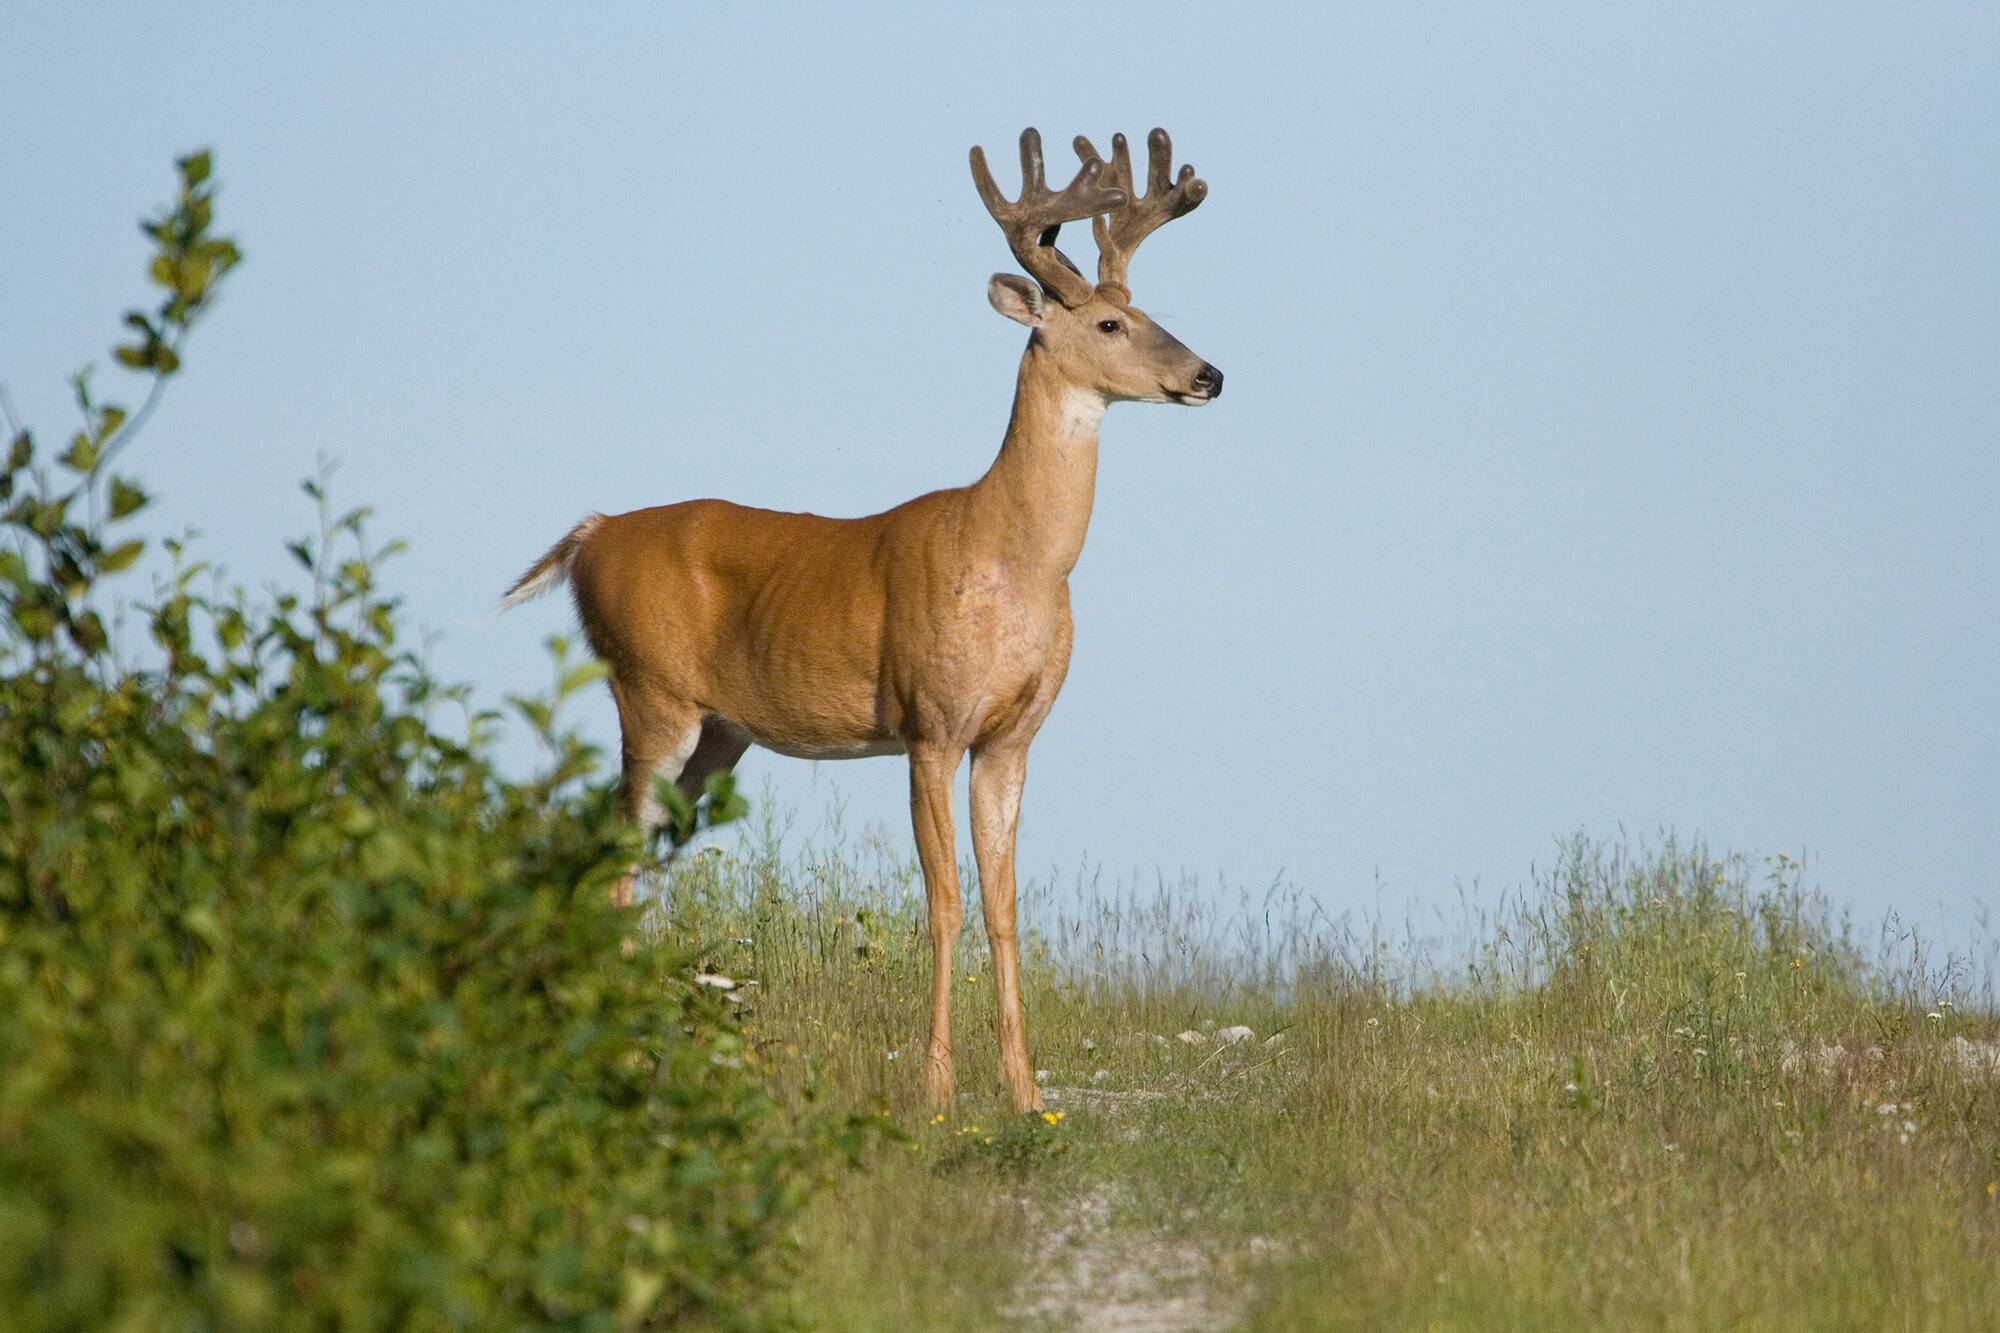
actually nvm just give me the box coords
[504,128,1220,1112]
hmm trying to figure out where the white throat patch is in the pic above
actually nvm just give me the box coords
[1060,387,1109,438]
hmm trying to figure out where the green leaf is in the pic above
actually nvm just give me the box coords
[8,430,31,470]
[557,659,608,699]
[509,696,553,737]
[177,252,212,300]
[14,602,56,640]
[654,777,697,846]
[150,255,176,289]
[179,148,212,188]
[60,432,99,474]
[110,478,148,518]
[29,495,69,537]
[69,609,108,655]
[55,548,90,599]
[113,344,150,369]
[179,904,223,944]
[151,343,181,374]
[0,550,27,587]
[100,539,144,574]
[702,772,749,828]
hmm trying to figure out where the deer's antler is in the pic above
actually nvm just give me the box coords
[1073,129,1207,304]
[971,128,1126,309]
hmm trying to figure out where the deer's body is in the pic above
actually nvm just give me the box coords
[505,129,1219,1112]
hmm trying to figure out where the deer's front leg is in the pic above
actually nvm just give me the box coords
[908,746,965,1108]
[970,741,1041,1112]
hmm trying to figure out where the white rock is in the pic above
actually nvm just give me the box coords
[695,973,736,990]
[1091,1068,1109,1082]
[1217,1025,1254,1046]
[1176,1030,1207,1045]
[1034,1069,1050,1083]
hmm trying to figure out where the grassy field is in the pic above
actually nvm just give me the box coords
[643,809,2000,1331]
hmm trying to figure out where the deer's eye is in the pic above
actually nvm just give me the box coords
[1097,319,1122,335]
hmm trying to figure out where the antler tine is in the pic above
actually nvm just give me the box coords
[1077,128,1207,302]
[970,128,1125,309]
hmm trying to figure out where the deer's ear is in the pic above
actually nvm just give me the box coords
[987,273,1046,327]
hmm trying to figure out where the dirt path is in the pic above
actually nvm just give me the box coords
[1008,1085,1267,1333]
[1012,1186,1231,1333]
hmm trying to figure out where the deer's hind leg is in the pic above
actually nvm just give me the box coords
[607,675,705,907]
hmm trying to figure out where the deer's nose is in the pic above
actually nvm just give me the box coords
[1192,364,1223,398]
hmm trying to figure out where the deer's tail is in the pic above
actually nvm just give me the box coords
[501,514,603,610]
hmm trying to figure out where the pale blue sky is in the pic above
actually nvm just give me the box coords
[5,5,1995,946]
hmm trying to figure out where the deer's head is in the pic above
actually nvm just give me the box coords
[972,128,1222,408]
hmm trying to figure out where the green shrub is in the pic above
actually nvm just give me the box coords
[0,151,856,1332]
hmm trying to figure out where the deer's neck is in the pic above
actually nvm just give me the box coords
[967,345,1103,581]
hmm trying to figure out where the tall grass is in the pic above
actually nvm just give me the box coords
[645,808,2000,1330]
